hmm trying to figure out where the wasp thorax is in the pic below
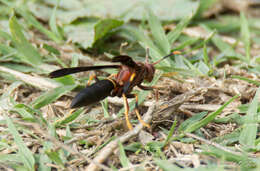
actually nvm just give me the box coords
[144,64,155,82]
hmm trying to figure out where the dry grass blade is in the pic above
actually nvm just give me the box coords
[0,66,59,90]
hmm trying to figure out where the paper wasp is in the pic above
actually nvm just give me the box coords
[49,51,180,130]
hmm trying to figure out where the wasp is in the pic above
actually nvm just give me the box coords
[49,51,180,130]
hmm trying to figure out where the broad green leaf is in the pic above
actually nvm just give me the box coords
[30,0,199,23]
[239,87,259,147]
[195,0,218,18]
[64,18,123,49]
[9,16,43,66]
[94,19,123,42]
[32,85,76,109]
[5,115,35,170]
[63,20,97,49]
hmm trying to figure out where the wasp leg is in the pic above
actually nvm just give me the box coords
[137,84,153,90]
[87,73,99,86]
[126,94,135,98]
[108,73,117,79]
[123,93,133,130]
[123,73,136,94]
[134,94,150,128]
[138,84,159,101]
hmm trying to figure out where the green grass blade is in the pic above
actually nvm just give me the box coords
[163,119,177,147]
[202,25,243,60]
[42,44,61,56]
[16,8,62,43]
[239,87,260,147]
[203,30,216,69]
[0,0,61,43]
[128,26,165,63]
[240,12,251,62]
[49,0,63,40]
[184,94,239,133]
[231,75,260,86]
[167,14,192,45]
[178,111,208,132]
[54,108,84,127]
[101,99,109,118]
[118,141,131,168]
[45,150,64,168]
[0,30,12,41]
[32,85,76,109]
[174,37,200,51]
[154,158,182,171]
[5,115,35,170]
[147,9,170,54]
[9,16,43,66]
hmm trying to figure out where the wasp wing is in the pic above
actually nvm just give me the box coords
[112,55,138,68]
[49,65,120,78]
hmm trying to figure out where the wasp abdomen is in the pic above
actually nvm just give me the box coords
[70,79,115,108]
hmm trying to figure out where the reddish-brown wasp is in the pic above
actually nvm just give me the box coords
[49,51,180,130]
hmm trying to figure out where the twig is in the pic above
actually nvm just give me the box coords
[86,105,155,171]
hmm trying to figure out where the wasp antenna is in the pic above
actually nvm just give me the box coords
[152,51,181,65]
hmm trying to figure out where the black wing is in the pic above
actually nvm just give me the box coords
[112,55,138,68]
[49,65,120,78]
